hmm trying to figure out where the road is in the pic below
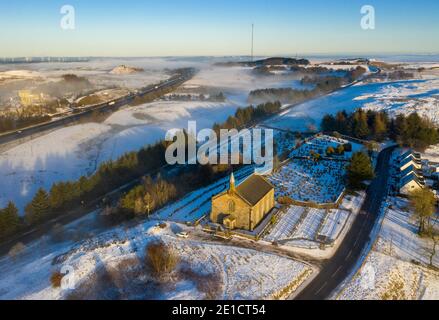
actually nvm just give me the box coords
[0,70,195,255]
[0,69,195,149]
[0,68,380,256]
[295,146,395,300]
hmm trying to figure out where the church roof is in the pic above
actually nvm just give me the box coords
[235,174,274,206]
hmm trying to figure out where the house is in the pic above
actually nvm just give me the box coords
[400,164,424,184]
[399,172,424,195]
[395,149,425,195]
[399,155,422,171]
[210,173,275,231]
[398,149,421,162]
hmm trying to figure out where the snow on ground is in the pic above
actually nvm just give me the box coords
[269,159,346,204]
[290,135,364,159]
[0,60,306,212]
[338,251,439,300]
[292,208,326,241]
[316,64,371,72]
[374,197,439,267]
[150,166,254,223]
[338,197,439,300]
[0,216,313,300]
[182,65,307,106]
[359,79,439,124]
[264,206,306,242]
[0,100,238,212]
[263,192,365,258]
[267,135,361,204]
[422,144,439,163]
[0,57,192,90]
[266,78,439,132]
[318,209,351,242]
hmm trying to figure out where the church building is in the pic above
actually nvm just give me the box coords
[210,173,275,231]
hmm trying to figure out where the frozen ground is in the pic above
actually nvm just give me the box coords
[182,65,310,106]
[266,78,439,132]
[263,192,365,259]
[0,217,313,300]
[422,144,439,163]
[338,197,439,300]
[0,57,197,90]
[267,134,362,204]
[0,99,239,212]
[338,251,439,300]
[269,159,346,204]
[290,135,364,159]
[150,166,255,223]
[0,59,311,212]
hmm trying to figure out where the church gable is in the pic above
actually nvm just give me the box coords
[210,173,275,231]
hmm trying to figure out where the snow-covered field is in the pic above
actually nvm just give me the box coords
[266,78,439,132]
[267,134,362,204]
[182,65,308,106]
[265,206,343,248]
[270,159,346,204]
[290,135,364,159]
[0,100,238,212]
[264,206,306,242]
[0,218,313,300]
[422,144,439,163]
[263,192,365,257]
[0,60,307,212]
[339,251,439,300]
[0,57,190,90]
[150,166,254,223]
[338,197,439,300]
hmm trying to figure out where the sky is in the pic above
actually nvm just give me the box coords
[0,0,438,57]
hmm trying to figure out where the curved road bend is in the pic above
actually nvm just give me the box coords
[295,146,395,300]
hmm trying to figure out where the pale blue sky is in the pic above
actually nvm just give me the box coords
[0,0,438,57]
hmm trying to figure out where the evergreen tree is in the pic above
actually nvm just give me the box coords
[373,113,387,141]
[346,152,374,189]
[352,109,369,139]
[321,114,336,132]
[25,188,50,225]
[0,202,21,238]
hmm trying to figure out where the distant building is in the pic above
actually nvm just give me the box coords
[211,173,275,231]
[18,90,49,107]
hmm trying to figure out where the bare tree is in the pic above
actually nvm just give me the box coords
[426,225,439,268]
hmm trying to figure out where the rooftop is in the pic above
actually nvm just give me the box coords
[236,174,274,206]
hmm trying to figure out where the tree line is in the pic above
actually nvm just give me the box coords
[0,101,281,241]
[118,163,239,222]
[321,109,439,150]
[213,101,281,135]
[248,67,366,104]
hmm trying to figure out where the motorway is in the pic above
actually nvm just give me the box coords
[295,146,396,300]
[0,69,195,148]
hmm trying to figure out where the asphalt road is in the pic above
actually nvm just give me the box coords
[295,146,395,300]
[0,70,194,147]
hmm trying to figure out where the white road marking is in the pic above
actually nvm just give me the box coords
[332,266,343,278]
[315,282,328,295]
